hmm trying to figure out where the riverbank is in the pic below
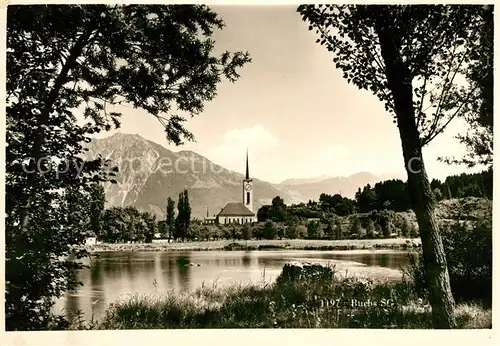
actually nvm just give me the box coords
[84,238,422,253]
[74,263,489,329]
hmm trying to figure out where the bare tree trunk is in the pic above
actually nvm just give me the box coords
[376,17,456,328]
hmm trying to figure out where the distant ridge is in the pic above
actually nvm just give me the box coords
[86,132,401,218]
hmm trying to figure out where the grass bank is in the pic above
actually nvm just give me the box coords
[75,264,489,329]
[85,238,421,253]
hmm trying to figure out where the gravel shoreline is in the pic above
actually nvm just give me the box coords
[83,238,422,253]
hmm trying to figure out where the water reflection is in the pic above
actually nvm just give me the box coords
[53,250,413,323]
[166,257,175,287]
[176,254,192,292]
[379,254,389,268]
[89,259,105,318]
[241,251,252,268]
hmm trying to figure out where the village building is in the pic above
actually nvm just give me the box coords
[205,151,258,225]
[203,207,217,224]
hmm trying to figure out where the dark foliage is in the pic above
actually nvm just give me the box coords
[101,206,156,243]
[405,220,492,307]
[6,4,249,330]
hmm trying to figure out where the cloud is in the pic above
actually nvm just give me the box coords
[222,124,279,149]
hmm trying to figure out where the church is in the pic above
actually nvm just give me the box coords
[205,151,258,225]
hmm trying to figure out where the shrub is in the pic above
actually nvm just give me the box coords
[285,223,298,239]
[404,220,492,307]
[241,224,252,240]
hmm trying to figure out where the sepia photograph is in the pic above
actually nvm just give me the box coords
[2,1,495,338]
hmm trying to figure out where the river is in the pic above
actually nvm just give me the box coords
[53,249,413,323]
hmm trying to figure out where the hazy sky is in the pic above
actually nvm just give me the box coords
[91,5,484,184]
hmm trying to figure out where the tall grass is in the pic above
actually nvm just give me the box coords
[87,264,490,330]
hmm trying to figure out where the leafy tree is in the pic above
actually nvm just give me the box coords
[374,179,411,211]
[355,185,378,213]
[166,197,176,239]
[334,220,343,240]
[399,218,411,238]
[443,169,492,199]
[285,222,299,239]
[324,220,335,240]
[432,188,443,201]
[241,223,252,240]
[6,4,249,330]
[142,212,156,243]
[443,182,453,199]
[307,221,319,239]
[296,224,308,239]
[230,225,241,240]
[175,189,191,241]
[269,196,288,222]
[258,196,289,222]
[276,226,285,240]
[88,184,106,238]
[319,193,356,216]
[123,206,143,242]
[348,217,362,238]
[257,205,271,222]
[157,220,168,239]
[298,4,488,327]
[440,5,493,168]
[374,223,383,238]
[262,220,278,240]
[365,219,375,239]
[187,221,202,240]
[199,226,210,241]
[102,207,124,243]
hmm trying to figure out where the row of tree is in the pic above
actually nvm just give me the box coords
[90,189,192,243]
[256,169,491,223]
[431,169,493,200]
[355,169,492,213]
[194,210,418,242]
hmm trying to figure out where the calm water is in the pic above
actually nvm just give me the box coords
[53,250,413,323]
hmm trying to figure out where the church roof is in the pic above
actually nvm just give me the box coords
[218,202,255,217]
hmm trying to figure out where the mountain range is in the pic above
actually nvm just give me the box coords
[85,133,401,219]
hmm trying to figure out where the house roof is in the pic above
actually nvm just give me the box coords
[218,202,255,217]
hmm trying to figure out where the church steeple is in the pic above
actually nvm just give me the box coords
[242,149,254,212]
[245,148,250,180]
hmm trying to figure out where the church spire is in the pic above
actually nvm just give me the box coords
[245,148,250,180]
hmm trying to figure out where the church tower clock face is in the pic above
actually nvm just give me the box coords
[245,183,252,191]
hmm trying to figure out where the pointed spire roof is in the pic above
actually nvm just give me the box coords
[245,148,250,180]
